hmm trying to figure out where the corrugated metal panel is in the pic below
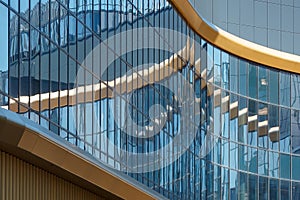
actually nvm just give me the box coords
[0,150,103,200]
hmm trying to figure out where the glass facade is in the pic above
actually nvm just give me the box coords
[190,0,300,55]
[0,0,300,199]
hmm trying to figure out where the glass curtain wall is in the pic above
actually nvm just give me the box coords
[0,0,300,199]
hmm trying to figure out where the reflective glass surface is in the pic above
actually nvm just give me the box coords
[0,0,300,199]
[189,0,300,55]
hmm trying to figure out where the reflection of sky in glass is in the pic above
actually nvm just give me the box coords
[20,1,29,14]
[0,4,8,72]
[3,0,300,198]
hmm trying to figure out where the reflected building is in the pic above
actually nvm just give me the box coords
[0,70,8,105]
[0,0,300,199]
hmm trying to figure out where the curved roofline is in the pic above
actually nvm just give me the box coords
[169,0,300,74]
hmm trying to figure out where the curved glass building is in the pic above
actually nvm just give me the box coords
[1,0,300,199]
[192,0,300,55]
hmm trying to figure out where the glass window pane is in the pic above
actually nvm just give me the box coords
[30,0,40,27]
[258,149,268,175]
[30,28,40,98]
[269,151,279,177]
[280,153,291,179]
[280,72,290,107]
[230,142,238,169]
[238,144,247,171]
[248,146,257,173]
[259,177,268,200]
[200,40,207,76]
[269,179,279,200]
[238,96,248,144]
[258,67,268,102]
[19,19,30,115]
[9,10,19,100]
[292,110,300,154]
[214,47,221,86]
[0,4,8,106]
[229,56,238,93]
[269,70,279,104]
[248,64,257,98]
[20,0,29,20]
[230,170,238,199]
[258,102,268,148]
[10,0,18,11]
[207,43,213,80]
[280,107,291,153]
[248,175,258,200]
[230,94,238,142]
[238,172,247,199]
[221,51,229,90]
[221,90,229,138]
[269,105,279,150]
[248,99,257,146]
[214,89,221,139]
[221,168,229,200]
[239,60,247,96]
[292,155,300,180]
[293,182,300,200]
[281,180,290,200]
[214,165,221,199]
[41,0,50,36]
[221,139,229,166]
[291,74,300,109]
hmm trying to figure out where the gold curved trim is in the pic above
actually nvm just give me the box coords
[169,0,300,73]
